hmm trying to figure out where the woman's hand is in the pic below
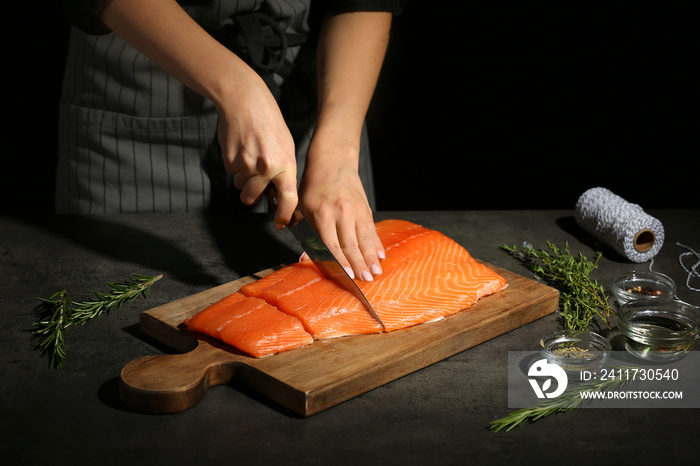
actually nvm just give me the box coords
[299,142,385,281]
[298,11,392,280]
[101,0,299,228]
[215,72,298,230]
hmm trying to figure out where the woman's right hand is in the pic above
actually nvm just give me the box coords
[100,0,299,229]
[214,71,299,230]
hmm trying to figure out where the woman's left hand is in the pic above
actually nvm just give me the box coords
[298,11,392,281]
[299,143,384,282]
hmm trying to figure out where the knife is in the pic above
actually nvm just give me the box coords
[265,186,385,330]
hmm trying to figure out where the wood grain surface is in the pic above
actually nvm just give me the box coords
[119,262,559,416]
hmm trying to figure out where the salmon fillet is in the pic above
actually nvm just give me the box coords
[184,219,507,357]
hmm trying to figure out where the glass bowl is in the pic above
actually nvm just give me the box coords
[610,271,676,306]
[617,299,700,361]
[540,330,611,374]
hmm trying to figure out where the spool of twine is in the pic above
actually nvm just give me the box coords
[574,187,665,263]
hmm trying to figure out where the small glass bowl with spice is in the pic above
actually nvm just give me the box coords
[617,299,700,361]
[540,329,611,374]
[610,271,676,306]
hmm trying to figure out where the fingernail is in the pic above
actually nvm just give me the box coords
[361,270,373,282]
[370,264,382,275]
[299,252,309,262]
[344,266,355,279]
[378,250,386,260]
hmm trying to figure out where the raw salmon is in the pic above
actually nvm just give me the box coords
[185,219,507,357]
[184,293,314,358]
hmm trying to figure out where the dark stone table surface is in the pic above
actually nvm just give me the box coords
[2,209,698,465]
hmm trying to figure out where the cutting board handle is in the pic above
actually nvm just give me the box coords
[119,342,238,414]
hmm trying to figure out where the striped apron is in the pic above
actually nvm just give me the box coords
[55,0,376,214]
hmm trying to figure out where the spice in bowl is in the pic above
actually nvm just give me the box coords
[626,285,664,296]
[611,271,676,306]
[540,330,611,373]
[551,346,596,359]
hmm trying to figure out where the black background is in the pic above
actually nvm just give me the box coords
[4,2,696,214]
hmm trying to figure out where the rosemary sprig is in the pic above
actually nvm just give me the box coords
[489,372,633,433]
[34,273,162,369]
[35,288,72,369]
[70,274,163,325]
[501,241,613,330]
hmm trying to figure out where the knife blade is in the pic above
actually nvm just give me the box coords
[265,186,385,329]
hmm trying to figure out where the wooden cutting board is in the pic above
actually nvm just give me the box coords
[119,262,559,417]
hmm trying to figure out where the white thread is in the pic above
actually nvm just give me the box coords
[574,187,665,263]
[677,242,700,292]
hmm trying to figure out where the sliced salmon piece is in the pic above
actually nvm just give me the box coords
[266,275,384,339]
[183,293,250,338]
[185,293,313,358]
[238,262,324,308]
[240,262,382,339]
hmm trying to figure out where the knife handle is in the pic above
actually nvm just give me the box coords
[264,184,279,210]
[264,184,303,229]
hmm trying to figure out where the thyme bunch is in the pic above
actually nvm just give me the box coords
[501,242,613,330]
[489,372,632,433]
[34,273,162,369]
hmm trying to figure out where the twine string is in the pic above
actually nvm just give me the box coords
[574,187,665,263]
[677,242,700,292]
[575,188,698,295]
